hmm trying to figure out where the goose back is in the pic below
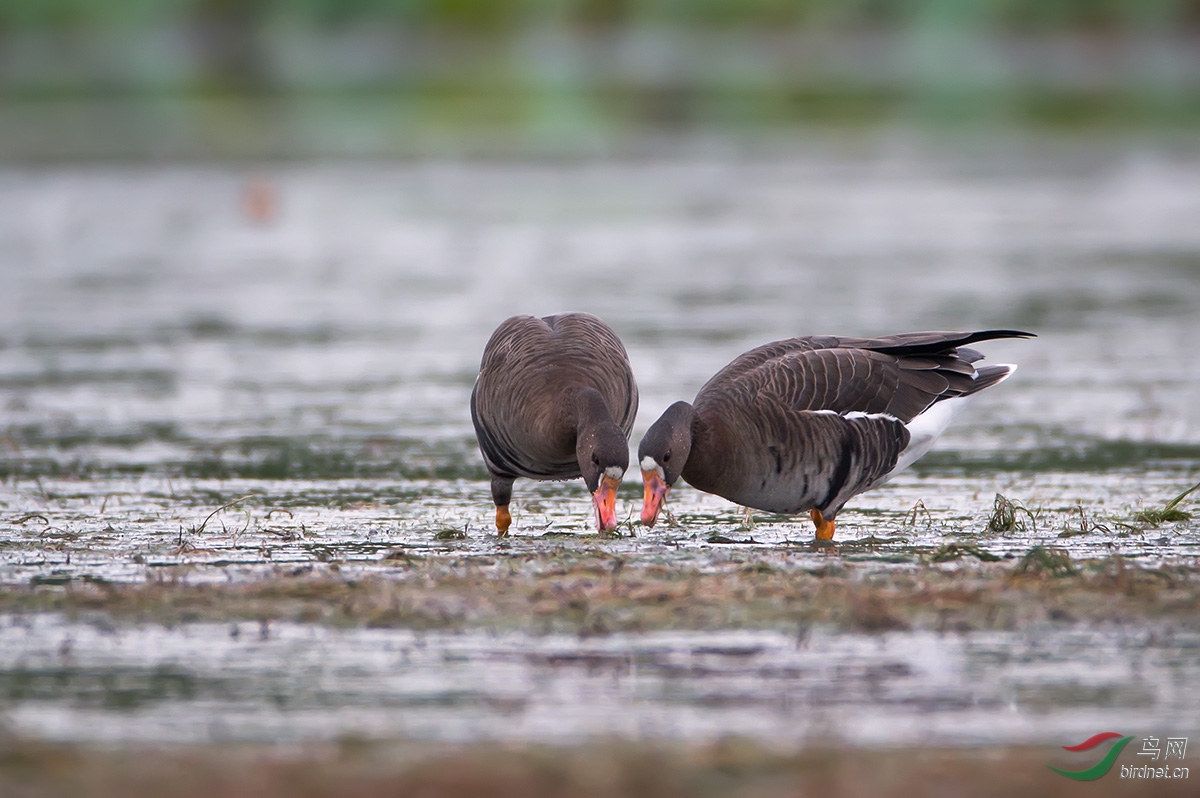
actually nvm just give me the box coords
[471,313,638,482]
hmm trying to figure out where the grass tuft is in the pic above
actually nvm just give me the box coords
[902,499,932,528]
[986,493,1037,534]
[1058,504,1112,538]
[1132,479,1200,526]
[189,495,256,536]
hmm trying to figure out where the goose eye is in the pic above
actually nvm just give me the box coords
[591,454,600,465]
[662,452,671,463]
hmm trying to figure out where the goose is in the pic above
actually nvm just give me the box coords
[637,330,1033,539]
[471,313,638,535]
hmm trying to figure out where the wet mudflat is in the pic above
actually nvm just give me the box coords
[0,145,1199,793]
[5,737,1195,798]
[3,559,1200,748]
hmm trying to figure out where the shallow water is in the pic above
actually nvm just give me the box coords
[3,616,1198,748]
[0,146,1198,746]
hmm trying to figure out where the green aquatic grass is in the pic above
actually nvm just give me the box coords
[986,493,1038,535]
[1058,504,1112,539]
[1132,480,1200,526]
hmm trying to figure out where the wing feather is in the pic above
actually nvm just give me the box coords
[695,329,1033,423]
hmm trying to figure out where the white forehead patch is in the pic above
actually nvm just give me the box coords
[640,455,665,480]
[604,465,625,481]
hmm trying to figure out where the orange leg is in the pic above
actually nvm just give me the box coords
[496,505,512,536]
[810,509,836,541]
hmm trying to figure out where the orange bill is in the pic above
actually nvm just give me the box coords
[640,469,670,527]
[592,475,621,532]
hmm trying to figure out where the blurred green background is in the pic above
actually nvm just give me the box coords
[1,0,1198,159]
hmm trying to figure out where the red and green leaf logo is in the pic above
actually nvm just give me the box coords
[1047,732,1135,781]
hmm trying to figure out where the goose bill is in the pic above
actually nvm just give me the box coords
[592,475,621,531]
[640,469,669,527]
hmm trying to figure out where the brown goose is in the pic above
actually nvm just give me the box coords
[638,330,1033,539]
[471,313,638,535]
